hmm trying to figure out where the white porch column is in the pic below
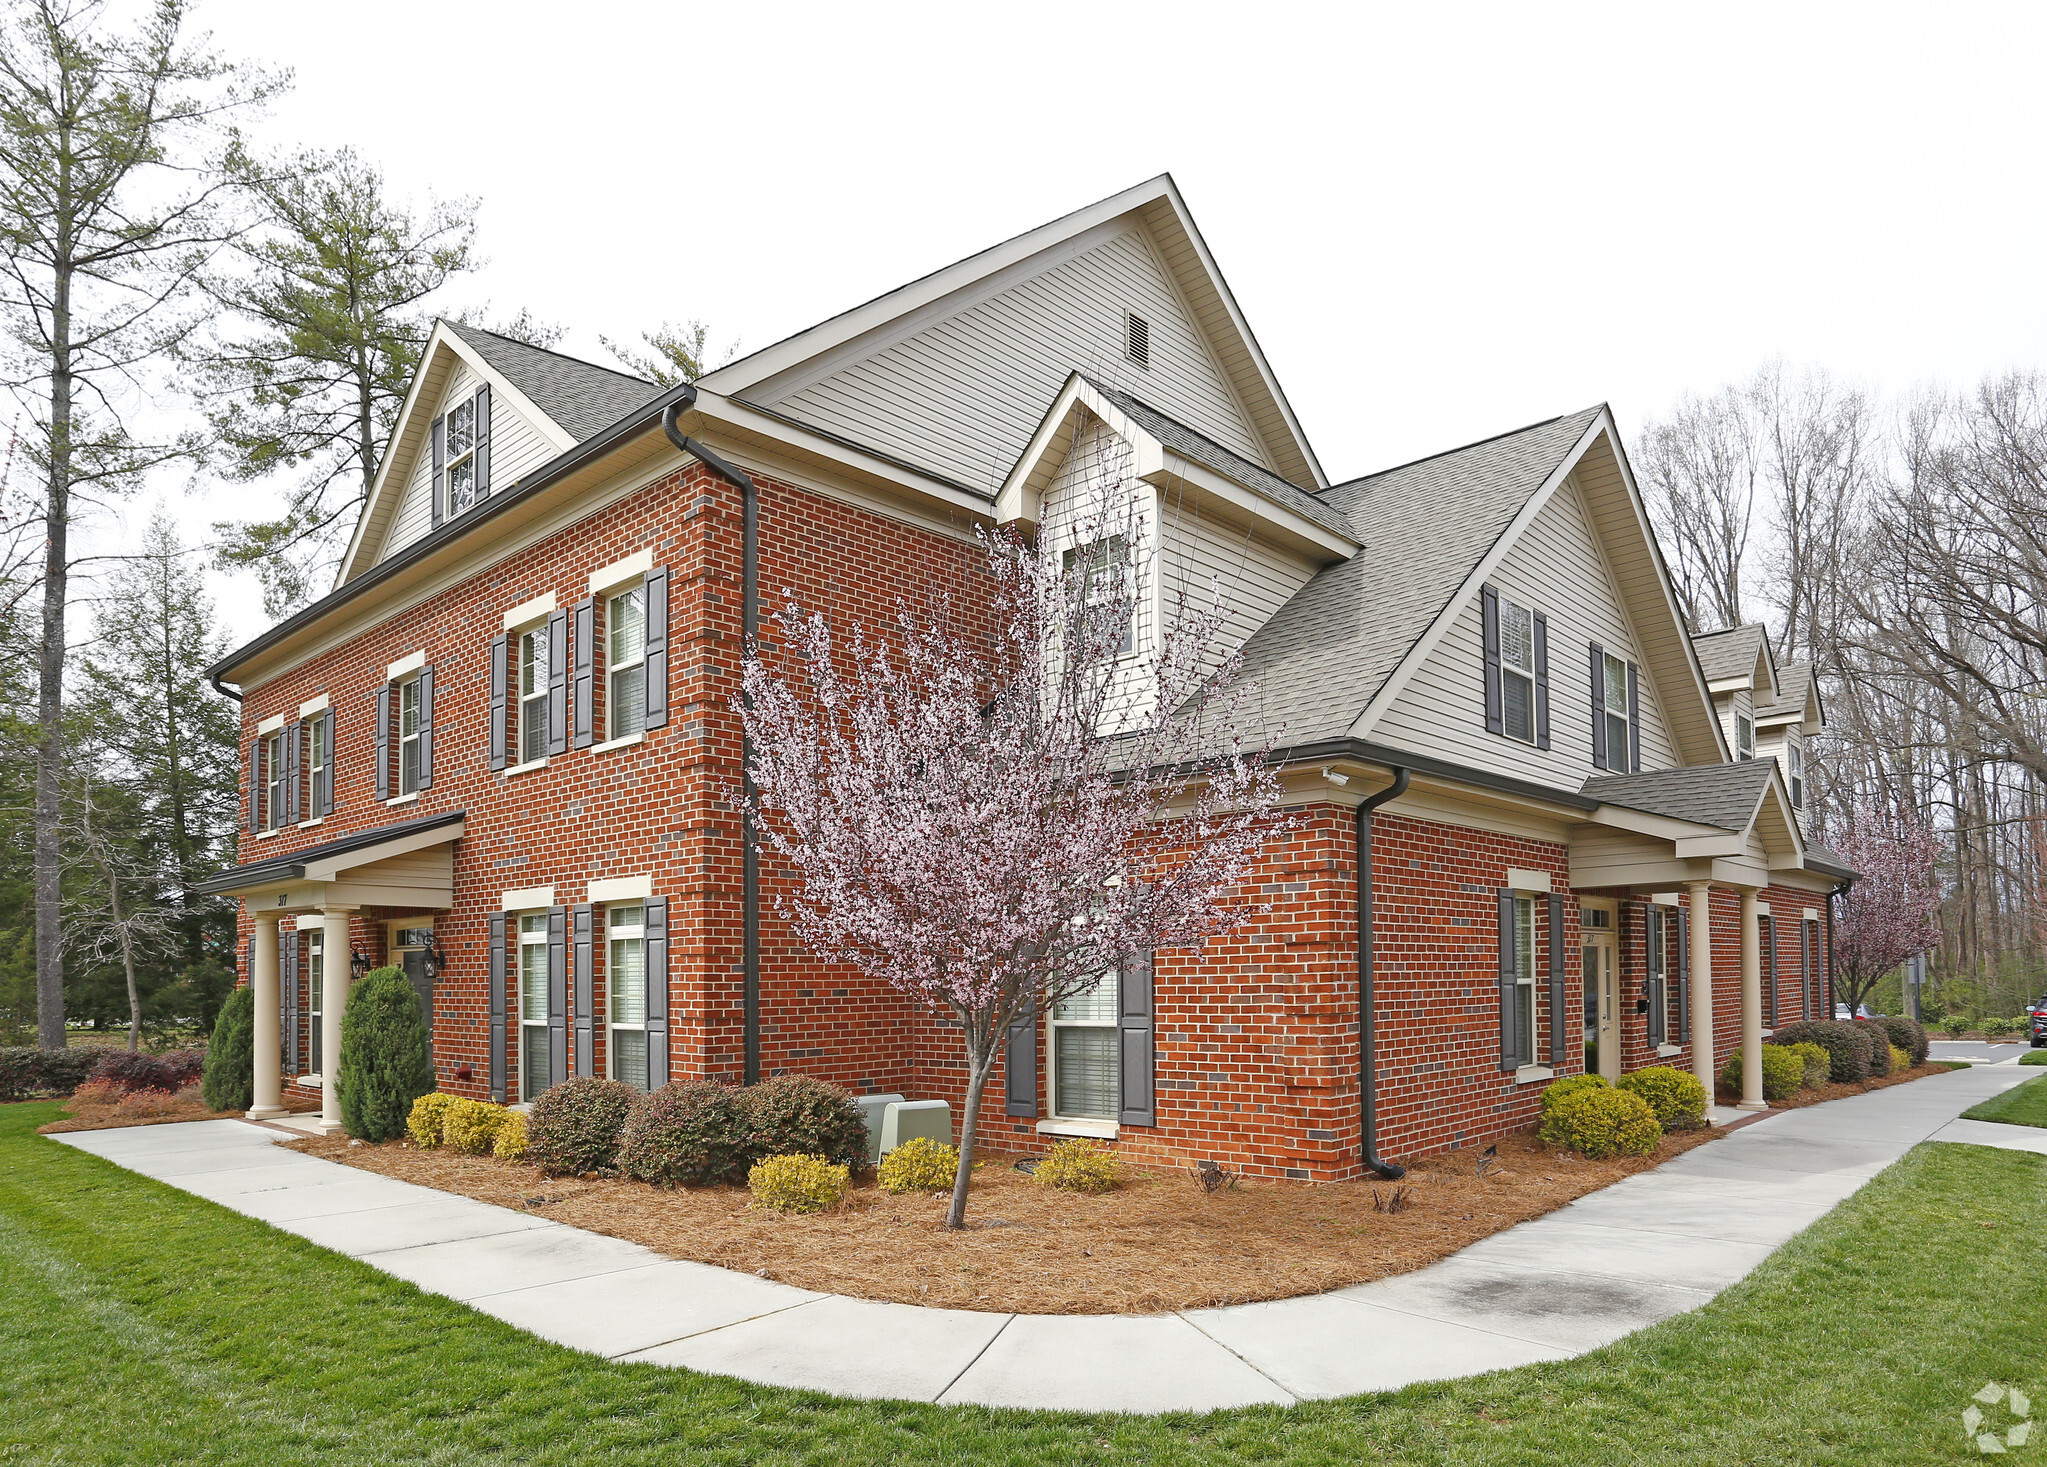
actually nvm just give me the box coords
[1687,881,1716,1097]
[317,907,356,1134]
[1738,887,1767,1111]
[247,914,285,1119]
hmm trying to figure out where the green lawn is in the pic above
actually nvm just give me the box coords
[2,1101,2042,1464]
[2019,1050,2047,1066]
[1964,1073,2047,1126]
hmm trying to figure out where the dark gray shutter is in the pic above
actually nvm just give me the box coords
[415,666,435,791]
[1497,889,1519,1071]
[472,385,491,498]
[1626,661,1641,772]
[281,930,300,1073]
[1676,904,1692,1042]
[644,897,669,1087]
[572,903,594,1078]
[487,912,507,1102]
[1589,642,1607,770]
[430,414,446,529]
[1548,894,1565,1067]
[317,716,335,816]
[1117,952,1156,1127]
[572,597,595,749]
[546,609,569,757]
[1533,612,1550,750]
[374,685,392,801]
[643,567,669,730]
[1481,585,1503,736]
[1801,919,1813,1019]
[1762,914,1777,1027]
[248,738,262,833]
[1645,905,1666,1048]
[1005,1007,1037,1117]
[546,905,567,1091]
[488,635,509,771]
[283,722,301,825]
[243,934,253,985]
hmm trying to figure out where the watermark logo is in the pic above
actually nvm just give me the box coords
[1964,1383,2033,1454]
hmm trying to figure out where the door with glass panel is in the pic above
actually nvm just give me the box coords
[1581,906,1620,1081]
[607,904,648,1090]
[391,925,435,1062]
[1049,969,1119,1122]
[519,913,551,1101]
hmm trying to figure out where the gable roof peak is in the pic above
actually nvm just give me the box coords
[438,320,662,444]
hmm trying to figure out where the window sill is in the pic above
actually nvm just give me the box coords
[1761,1028,1774,1039]
[1656,1042,1684,1057]
[296,1074,322,1088]
[297,817,324,831]
[385,792,419,808]
[501,757,549,778]
[590,731,644,755]
[1513,1064,1555,1085]
[255,828,281,840]
[1034,1117,1118,1140]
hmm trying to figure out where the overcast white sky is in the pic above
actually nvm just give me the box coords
[136,0,2047,644]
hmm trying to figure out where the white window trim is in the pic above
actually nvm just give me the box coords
[296,817,324,830]
[396,674,424,797]
[501,885,556,911]
[1035,1117,1118,1140]
[386,649,425,683]
[256,828,282,840]
[1498,597,1537,745]
[262,729,287,832]
[606,902,648,1088]
[502,592,557,631]
[589,548,653,596]
[445,391,484,515]
[1656,1042,1684,1057]
[303,711,329,819]
[501,756,550,778]
[1736,714,1756,760]
[517,912,550,1103]
[1046,972,1120,1127]
[1511,894,1537,1067]
[588,874,652,903]
[257,712,286,735]
[1602,650,1631,758]
[590,731,644,755]
[297,694,330,718]
[384,791,420,808]
[606,584,650,742]
[1514,1064,1555,1085]
[517,625,550,766]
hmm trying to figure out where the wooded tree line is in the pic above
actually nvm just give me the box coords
[1637,362,2047,1019]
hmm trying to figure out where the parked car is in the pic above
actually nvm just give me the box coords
[2030,997,2047,1049]
[1834,1004,1879,1019]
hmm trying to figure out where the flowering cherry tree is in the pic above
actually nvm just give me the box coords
[736,456,1293,1228]
[1828,802,1944,1017]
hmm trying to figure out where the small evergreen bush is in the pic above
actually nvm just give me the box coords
[1538,1086,1662,1158]
[442,1097,513,1155]
[1033,1138,1120,1193]
[526,1076,639,1176]
[0,1046,97,1101]
[1617,1067,1707,1128]
[618,1080,752,1186]
[1857,1021,1892,1077]
[747,1152,848,1213]
[1873,1013,1929,1067]
[878,1135,958,1194]
[1982,1015,2019,1038]
[1539,1073,1609,1116]
[407,1092,459,1148]
[1941,1015,1973,1038]
[492,1111,530,1162]
[1768,1020,1871,1083]
[199,987,256,1112]
[1787,1041,1832,1089]
[745,1074,871,1171]
[1720,1046,1803,1102]
[336,966,434,1142]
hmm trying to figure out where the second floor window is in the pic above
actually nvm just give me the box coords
[303,713,330,818]
[446,397,480,514]
[1736,714,1755,760]
[609,585,647,739]
[398,677,424,795]
[1500,598,1536,742]
[1603,651,1630,763]
[1063,535,1134,660]
[519,627,550,764]
[262,730,285,831]
[1788,742,1804,807]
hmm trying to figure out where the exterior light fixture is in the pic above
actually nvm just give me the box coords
[421,933,450,982]
[349,947,369,979]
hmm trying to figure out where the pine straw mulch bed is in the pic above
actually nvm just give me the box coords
[1716,1060,1968,1115]
[284,1123,1722,1316]
[36,1091,322,1135]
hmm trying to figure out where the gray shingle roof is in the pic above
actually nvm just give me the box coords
[1081,378,1357,542]
[1757,661,1814,721]
[1690,624,1767,686]
[1234,407,1605,746]
[1579,760,1776,831]
[444,322,663,444]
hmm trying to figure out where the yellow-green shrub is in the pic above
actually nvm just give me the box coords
[1539,1072,1609,1116]
[1721,1046,1804,1103]
[878,1134,958,1194]
[1538,1085,1661,1159]
[1033,1138,1120,1194]
[442,1097,513,1155]
[492,1111,530,1162]
[1787,1042,1831,1090]
[747,1152,848,1213]
[1889,1044,1911,1074]
[1616,1067,1707,1129]
[406,1092,459,1148]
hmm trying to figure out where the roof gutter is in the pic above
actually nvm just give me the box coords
[1356,765,1410,1180]
[661,389,763,1086]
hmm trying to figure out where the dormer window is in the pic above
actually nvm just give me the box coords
[1063,535,1135,658]
[1736,714,1755,760]
[431,384,492,526]
[1123,311,1150,369]
[1788,742,1804,807]
[447,398,479,513]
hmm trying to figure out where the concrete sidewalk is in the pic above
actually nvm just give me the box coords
[46,1063,2039,1415]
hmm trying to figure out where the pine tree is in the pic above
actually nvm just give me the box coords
[337,966,433,1142]
[199,982,253,1112]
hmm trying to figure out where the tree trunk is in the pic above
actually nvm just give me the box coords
[946,1049,999,1231]
[34,237,73,1052]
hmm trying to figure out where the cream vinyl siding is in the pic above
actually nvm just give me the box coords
[1715,689,1757,761]
[379,361,559,564]
[1041,420,1159,726]
[1156,484,1319,693]
[1373,474,1681,784]
[773,228,1270,493]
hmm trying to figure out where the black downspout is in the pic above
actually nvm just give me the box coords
[210,671,242,704]
[1357,766,1411,1180]
[662,391,762,1084]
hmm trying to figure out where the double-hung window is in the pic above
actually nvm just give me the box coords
[1736,713,1755,760]
[1062,535,1134,659]
[303,713,330,819]
[1499,598,1536,742]
[306,931,324,1075]
[1049,969,1119,1120]
[519,913,551,1101]
[1788,742,1804,805]
[1602,651,1630,762]
[608,585,647,740]
[1510,895,1536,1063]
[397,677,424,795]
[261,730,286,831]
[446,396,480,515]
[518,627,550,764]
[607,904,648,1090]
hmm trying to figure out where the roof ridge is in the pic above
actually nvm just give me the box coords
[1322,405,1602,494]
[443,319,657,388]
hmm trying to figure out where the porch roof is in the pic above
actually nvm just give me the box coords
[195,810,467,897]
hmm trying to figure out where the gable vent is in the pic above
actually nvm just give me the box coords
[1123,310,1150,369]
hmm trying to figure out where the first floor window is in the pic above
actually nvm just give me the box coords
[1499,598,1536,742]
[261,730,286,830]
[1511,895,1536,1061]
[608,585,647,739]
[398,676,423,795]
[518,626,549,763]
[519,913,550,1101]
[1050,969,1119,1120]
[306,932,324,1075]
[1603,651,1630,762]
[607,904,648,1090]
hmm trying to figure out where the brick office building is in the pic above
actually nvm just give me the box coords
[201,176,1849,1180]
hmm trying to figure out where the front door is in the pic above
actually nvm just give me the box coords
[392,925,435,1062]
[1582,908,1620,1080]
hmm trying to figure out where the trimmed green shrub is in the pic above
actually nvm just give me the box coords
[407,1093,458,1148]
[1941,1015,1973,1038]
[336,966,435,1142]
[1721,1046,1804,1102]
[1538,1085,1662,1158]
[1617,1067,1707,1129]
[442,1098,513,1155]
[492,1111,530,1162]
[1982,1015,2020,1038]
[1539,1073,1610,1116]
[1787,1041,1832,1089]
[1034,1138,1120,1193]
[199,987,256,1112]
[1856,1021,1892,1077]
[526,1077,638,1176]
[93,1049,206,1094]
[0,1047,97,1101]
[1768,1020,1871,1083]
[745,1074,870,1171]
[618,1080,752,1186]
[748,1153,848,1213]
[878,1135,958,1194]
[1873,1013,1929,1067]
